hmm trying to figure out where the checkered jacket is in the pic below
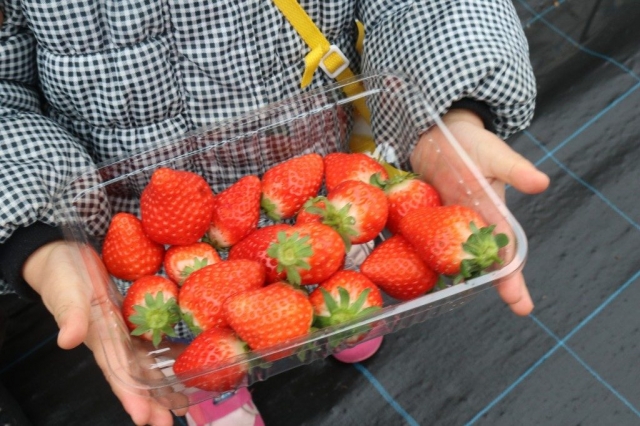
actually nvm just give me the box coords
[0,0,535,295]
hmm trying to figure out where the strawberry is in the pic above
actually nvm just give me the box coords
[227,224,292,283]
[266,222,345,286]
[308,270,383,328]
[121,275,180,347]
[140,167,215,245]
[163,242,222,285]
[298,180,388,248]
[178,259,265,335]
[260,153,324,221]
[295,198,325,226]
[223,282,313,352]
[375,173,442,234]
[207,175,261,249]
[398,205,509,281]
[323,152,388,193]
[360,234,439,300]
[173,327,248,392]
[102,212,165,281]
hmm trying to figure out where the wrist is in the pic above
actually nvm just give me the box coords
[442,108,485,128]
[446,98,495,132]
[0,222,64,299]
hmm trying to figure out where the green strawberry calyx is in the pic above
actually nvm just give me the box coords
[180,310,203,337]
[260,196,282,222]
[302,197,358,251]
[369,171,418,192]
[128,292,180,347]
[456,222,509,284]
[313,287,380,328]
[180,257,210,282]
[267,231,313,286]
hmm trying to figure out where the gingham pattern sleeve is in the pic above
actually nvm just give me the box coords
[0,3,96,294]
[358,0,536,140]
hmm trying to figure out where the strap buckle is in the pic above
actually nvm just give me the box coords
[319,45,350,79]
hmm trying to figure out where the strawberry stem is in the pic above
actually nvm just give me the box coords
[180,257,210,282]
[128,292,180,347]
[261,196,281,221]
[180,310,203,336]
[370,171,418,191]
[314,287,380,328]
[302,197,357,251]
[456,222,509,283]
[267,231,313,286]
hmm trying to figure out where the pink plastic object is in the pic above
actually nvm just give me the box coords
[332,336,384,363]
[186,387,264,426]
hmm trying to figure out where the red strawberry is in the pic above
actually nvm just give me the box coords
[227,224,292,283]
[122,275,180,347]
[207,175,261,248]
[102,212,165,281]
[224,282,313,352]
[376,174,442,234]
[295,198,325,225]
[140,167,215,245]
[360,234,439,300]
[266,222,345,286]
[178,259,265,334]
[173,327,248,392]
[163,242,222,285]
[308,270,383,328]
[298,180,388,248]
[260,153,324,221]
[398,205,509,281]
[323,152,388,193]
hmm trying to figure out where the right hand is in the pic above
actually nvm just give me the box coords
[23,241,187,425]
[411,109,550,316]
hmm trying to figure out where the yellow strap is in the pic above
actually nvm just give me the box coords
[269,0,413,179]
[355,20,365,55]
[271,0,370,123]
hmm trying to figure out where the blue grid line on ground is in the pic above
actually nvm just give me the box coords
[518,0,640,81]
[0,332,57,376]
[352,362,421,426]
[529,314,640,418]
[548,269,640,347]
[533,80,640,167]
[464,340,564,425]
[466,269,640,424]
[522,0,568,27]
[524,130,640,231]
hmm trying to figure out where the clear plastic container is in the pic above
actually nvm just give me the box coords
[53,72,528,409]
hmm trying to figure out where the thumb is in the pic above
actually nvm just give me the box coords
[23,242,92,349]
[457,124,550,195]
[438,110,550,195]
[480,136,550,195]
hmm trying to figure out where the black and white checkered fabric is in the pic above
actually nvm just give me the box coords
[0,0,535,295]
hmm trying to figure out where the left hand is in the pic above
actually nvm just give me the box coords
[410,108,550,316]
[23,241,188,425]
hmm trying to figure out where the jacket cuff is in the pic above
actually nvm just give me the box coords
[449,99,496,133]
[0,222,64,300]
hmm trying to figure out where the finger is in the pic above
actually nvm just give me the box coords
[495,272,534,316]
[43,279,91,349]
[26,244,92,349]
[83,317,176,426]
[475,133,550,195]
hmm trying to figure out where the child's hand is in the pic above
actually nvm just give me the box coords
[411,108,550,316]
[23,241,186,426]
